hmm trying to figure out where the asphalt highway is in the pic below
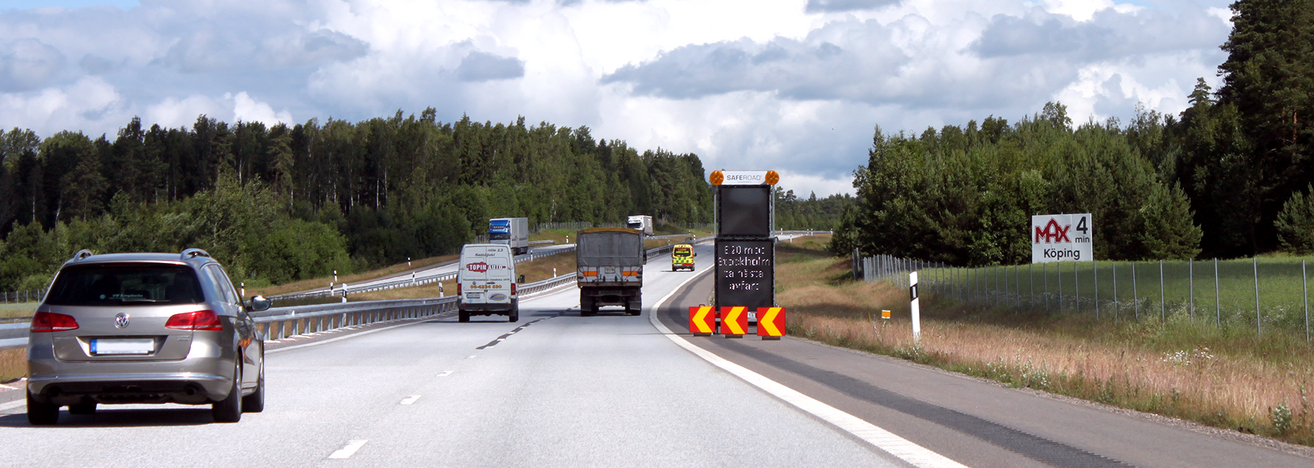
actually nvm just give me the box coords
[1,239,1311,467]
[0,240,900,467]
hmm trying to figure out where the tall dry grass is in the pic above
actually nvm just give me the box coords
[777,244,1314,445]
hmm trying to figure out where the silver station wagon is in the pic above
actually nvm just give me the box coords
[26,248,270,425]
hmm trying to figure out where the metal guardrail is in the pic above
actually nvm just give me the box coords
[0,270,583,350]
[271,246,577,302]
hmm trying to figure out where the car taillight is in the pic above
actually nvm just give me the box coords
[31,311,79,333]
[166,310,223,331]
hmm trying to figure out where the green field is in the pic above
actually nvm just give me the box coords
[879,256,1314,337]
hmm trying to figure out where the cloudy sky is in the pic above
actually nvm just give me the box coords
[0,0,1234,196]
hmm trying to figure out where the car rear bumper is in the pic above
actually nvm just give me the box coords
[460,301,516,315]
[27,371,233,405]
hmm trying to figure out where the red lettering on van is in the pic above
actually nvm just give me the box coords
[466,262,489,273]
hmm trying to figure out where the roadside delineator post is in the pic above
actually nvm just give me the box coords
[757,307,785,340]
[910,271,920,342]
[720,306,747,338]
[689,306,715,336]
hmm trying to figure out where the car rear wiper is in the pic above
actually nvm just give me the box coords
[119,298,161,303]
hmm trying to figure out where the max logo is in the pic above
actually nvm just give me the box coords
[1034,219,1071,243]
[466,262,489,273]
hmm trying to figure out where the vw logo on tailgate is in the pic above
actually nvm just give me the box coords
[114,313,130,329]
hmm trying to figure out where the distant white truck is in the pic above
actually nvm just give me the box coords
[457,244,521,322]
[489,217,530,255]
[626,215,653,235]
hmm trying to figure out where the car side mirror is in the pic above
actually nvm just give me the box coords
[518,274,525,283]
[246,295,271,312]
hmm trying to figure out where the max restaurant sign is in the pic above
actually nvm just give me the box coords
[1031,213,1093,263]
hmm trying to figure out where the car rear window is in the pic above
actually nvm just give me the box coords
[44,264,205,306]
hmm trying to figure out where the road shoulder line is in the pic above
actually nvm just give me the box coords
[649,267,966,468]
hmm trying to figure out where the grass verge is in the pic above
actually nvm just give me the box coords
[777,241,1314,446]
[0,348,23,383]
[0,303,37,320]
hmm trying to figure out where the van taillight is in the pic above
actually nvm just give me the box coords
[30,312,79,333]
[457,283,462,295]
[511,283,517,295]
[166,310,223,331]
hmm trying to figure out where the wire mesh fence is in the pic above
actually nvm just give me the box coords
[860,254,1314,340]
[2,288,48,304]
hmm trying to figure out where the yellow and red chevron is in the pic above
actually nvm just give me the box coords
[757,307,785,337]
[688,306,715,335]
[720,306,747,335]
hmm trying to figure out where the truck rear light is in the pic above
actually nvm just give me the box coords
[31,311,79,333]
[166,310,223,331]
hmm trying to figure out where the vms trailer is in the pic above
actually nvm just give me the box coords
[489,217,530,255]
[626,215,654,235]
[576,227,644,316]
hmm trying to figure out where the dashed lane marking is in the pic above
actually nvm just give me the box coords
[400,395,421,405]
[437,371,453,377]
[328,440,368,459]
[475,318,550,350]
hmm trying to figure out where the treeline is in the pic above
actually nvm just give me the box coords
[0,111,712,290]
[835,0,1314,265]
[773,188,853,231]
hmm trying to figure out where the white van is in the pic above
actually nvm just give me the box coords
[458,244,520,322]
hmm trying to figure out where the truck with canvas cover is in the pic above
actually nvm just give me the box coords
[576,227,643,316]
[458,244,519,322]
[489,217,530,255]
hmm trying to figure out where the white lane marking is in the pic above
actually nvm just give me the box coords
[467,355,477,359]
[0,399,23,411]
[650,269,967,468]
[437,371,453,377]
[400,394,422,405]
[328,439,368,459]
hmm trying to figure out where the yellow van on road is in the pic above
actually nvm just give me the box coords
[672,243,695,272]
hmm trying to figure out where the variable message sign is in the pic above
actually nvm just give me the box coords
[717,185,772,237]
[715,239,775,313]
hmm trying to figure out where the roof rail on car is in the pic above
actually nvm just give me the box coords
[181,248,212,260]
[72,249,94,261]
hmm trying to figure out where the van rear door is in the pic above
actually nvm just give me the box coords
[461,245,514,305]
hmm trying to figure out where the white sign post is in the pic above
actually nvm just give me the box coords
[909,271,920,342]
[1031,213,1093,263]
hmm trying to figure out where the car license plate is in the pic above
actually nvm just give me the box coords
[748,311,757,322]
[90,338,154,355]
[466,292,481,300]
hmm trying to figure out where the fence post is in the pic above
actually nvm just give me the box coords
[1214,258,1221,329]
[1029,263,1034,307]
[1112,263,1118,323]
[1189,258,1194,320]
[1043,262,1048,310]
[1075,261,1080,314]
[1132,262,1139,320]
[1058,261,1063,313]
[1305,259,1309,343]
[1254,257,1261,338]
[1094,260,1099,320]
